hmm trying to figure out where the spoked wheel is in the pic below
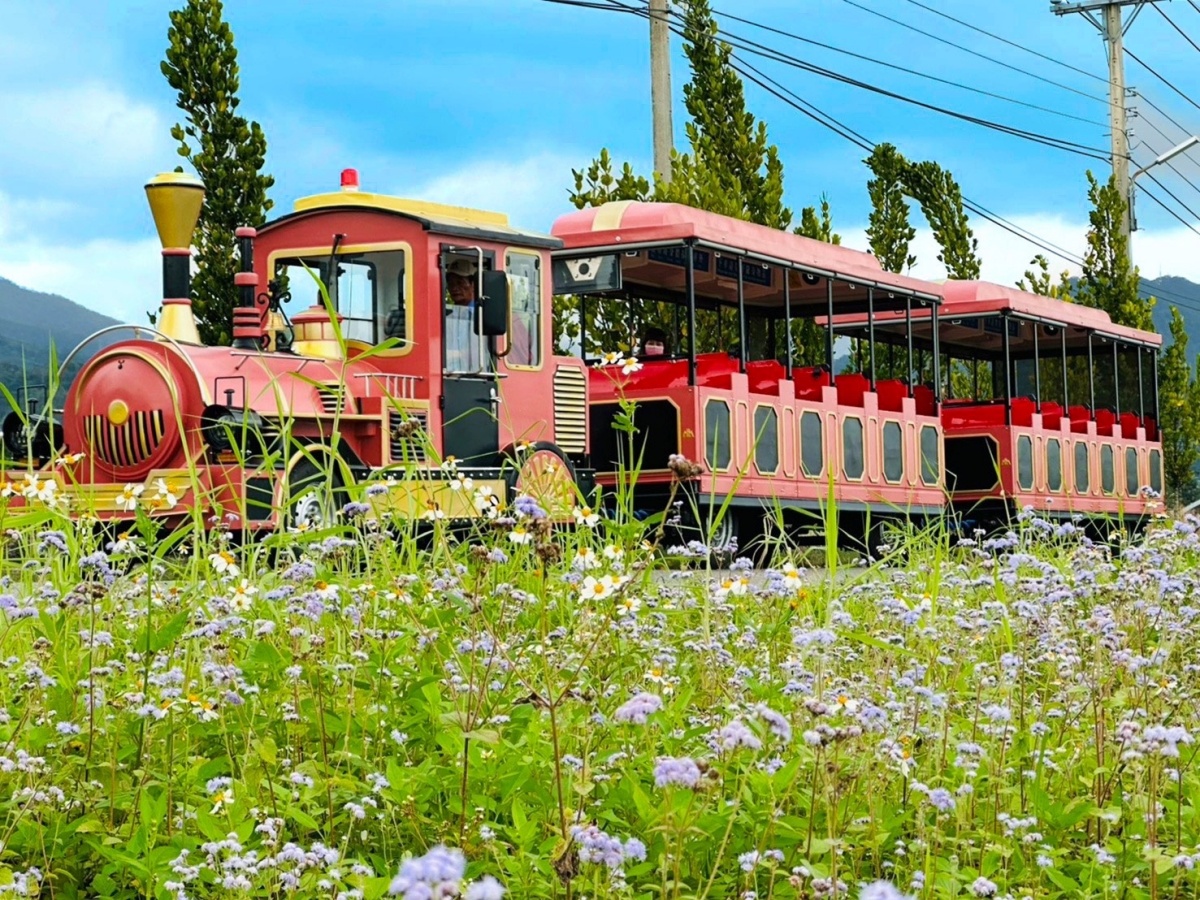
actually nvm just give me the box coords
[285,458,344,531]
[502,441,579,520]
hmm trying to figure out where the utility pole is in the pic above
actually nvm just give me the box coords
[649,0,673,183]
[1050,0,1168,247]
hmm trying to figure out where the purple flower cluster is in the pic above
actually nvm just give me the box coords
[713,719,762,752]
[653,756,702,789]
[614,692,663,725]
[512,494,547,520]
[754,704,792,743]
[389,845,466,899]
[571,824,647,869]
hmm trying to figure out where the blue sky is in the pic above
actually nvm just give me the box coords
[3,0,1200,324]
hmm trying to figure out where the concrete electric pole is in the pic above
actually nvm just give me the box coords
[649,0,674,183]
[1050,0,1169,247]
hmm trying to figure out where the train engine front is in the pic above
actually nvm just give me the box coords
[6,172,383,529]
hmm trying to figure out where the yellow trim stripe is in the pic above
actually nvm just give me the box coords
[592,200,636,232]
[294,191,510,228]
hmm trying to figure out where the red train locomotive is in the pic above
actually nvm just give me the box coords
[2,170,591,528]
[0,175,1165,541]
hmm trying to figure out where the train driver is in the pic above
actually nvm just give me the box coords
[444,257,484,373]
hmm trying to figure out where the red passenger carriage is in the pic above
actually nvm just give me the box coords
[833,280,1163,528]
[551,201,947,546]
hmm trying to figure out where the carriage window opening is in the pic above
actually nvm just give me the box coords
[1047,439,1062,492]
[1150,449,1163,495]
[800,411,823,478]
[920,425,940,486]
[506,252,541,367]
[1017,435,1034,491]
[1074,442,1090,493]
[1101,445,1115,494]
[753,406,779,474]
[705,400,732,470]
[843,417,864,480]
[1125,447,1138,496]
[882,421,903,483]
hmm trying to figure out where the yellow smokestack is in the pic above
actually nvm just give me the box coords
[145,172,205,344]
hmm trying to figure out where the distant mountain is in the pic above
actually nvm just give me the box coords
[0,277,121,415]
[1145,276,1200,344]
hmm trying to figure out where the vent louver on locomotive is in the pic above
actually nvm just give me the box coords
[553,366,587,455]
[389,409,429,465]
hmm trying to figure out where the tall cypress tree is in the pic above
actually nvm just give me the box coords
[162,0,274,345]
[900,160,980,281]
[1076,171,1152,331]
[864,144,916,275]
[1158,306,1200,504]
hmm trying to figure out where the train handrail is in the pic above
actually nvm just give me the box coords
[57,325,207,400]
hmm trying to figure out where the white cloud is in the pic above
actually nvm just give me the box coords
[0,82,171,186]
[400,152,586,233]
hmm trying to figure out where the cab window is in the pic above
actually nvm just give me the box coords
[506,252,541,367]
[275,249,407,344]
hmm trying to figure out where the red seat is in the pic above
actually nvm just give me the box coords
[696,352,739,388]
[876,379,907,412]
[913,385,936,417]
[746,359,785,394]
[835,373,869,407]
[1095,408,1115,436]
[1068,405,1091,434]
[1040,401,1063,429]
[1145,417,1158,440]
[1120,412,1141,438]
[793,365,831,401]
[627,359,689,389]
[1011,397,1035,427]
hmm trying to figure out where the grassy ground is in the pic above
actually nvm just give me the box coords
[0,486,1195,900]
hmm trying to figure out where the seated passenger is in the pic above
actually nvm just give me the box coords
[639,326,670,359]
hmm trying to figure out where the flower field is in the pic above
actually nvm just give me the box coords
[0,496,1198,900]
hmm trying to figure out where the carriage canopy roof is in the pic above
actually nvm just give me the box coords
[831,279,1161,358]
[551,201,943,316]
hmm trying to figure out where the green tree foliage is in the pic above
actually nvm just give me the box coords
[900,160,980,280]
[1158,306,1200,505]
[162,0,274,346]
[1075,171,1153,331]
[864,144,916,274]
[1017,255,1073,300]
[562,0,805,357]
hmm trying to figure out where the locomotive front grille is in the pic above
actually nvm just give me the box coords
[389,409,429,465]
[85,410,166,468]
[553,366,587,455]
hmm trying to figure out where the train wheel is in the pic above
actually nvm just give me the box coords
[704,506,742,566]
[285,457,344,530]
[503,442,578,520]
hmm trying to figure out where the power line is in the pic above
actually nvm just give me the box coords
[897,0,1114,88]
[1142,170,1200,232]
[1138,130,1200,198]
[705,6,1108,128]
[655,8,1115,162]
[1125,45,1200,116]
[836,0,1108,103]
[726,56,1091,269]
[1154,3,1200,56]
[1134,89,1196,139]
